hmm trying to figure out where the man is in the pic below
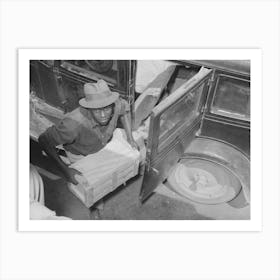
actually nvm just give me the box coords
[38,79,137,185]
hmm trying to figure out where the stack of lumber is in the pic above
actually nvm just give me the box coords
[133,65,176,130]
[68,129,140,207]
[30,94,64,140]
[30,99,55,140]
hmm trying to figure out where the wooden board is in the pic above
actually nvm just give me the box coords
[133,65,176,130]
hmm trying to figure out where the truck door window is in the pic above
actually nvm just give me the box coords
[211,75,250,121]
[159,82,205,144]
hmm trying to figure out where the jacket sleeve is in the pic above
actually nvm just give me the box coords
[42,117,80,147]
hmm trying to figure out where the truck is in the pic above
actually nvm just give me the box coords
[30,59,250,213]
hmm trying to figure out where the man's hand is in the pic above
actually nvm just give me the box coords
[38,133,85,185]
[65,167,85,185]
[129,140,139,151]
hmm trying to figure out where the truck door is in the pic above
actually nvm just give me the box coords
[140,67,213,202]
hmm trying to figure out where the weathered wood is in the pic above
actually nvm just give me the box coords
[30,94,64,140]
[133,65,176,130]
[68,129,140,207]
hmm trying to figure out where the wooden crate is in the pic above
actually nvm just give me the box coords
[67,129,140,208]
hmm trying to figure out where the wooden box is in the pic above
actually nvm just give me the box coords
[68,129,140,208]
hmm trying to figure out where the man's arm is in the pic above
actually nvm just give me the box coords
[120,113,138,150]
[38,132,82,185]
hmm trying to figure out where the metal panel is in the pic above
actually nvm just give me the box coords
[172,60,250,76]
[201,118,250,156]
[140,68,213,202]
[200,69,250,155]
[140,120,201,201]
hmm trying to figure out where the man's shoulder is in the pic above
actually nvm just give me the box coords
[41,108,83,144]
[64,107,86,123]
[65,107,82,117]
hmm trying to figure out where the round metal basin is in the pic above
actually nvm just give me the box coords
[167,158,242,205]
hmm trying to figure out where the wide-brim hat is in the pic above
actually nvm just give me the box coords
[79,79,119,109]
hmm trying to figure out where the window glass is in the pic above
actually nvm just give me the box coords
[60,60,120,88]
[211,75,250,120]
[159,83,205,142]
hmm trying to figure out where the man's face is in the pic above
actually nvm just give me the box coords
[90,104,114,126]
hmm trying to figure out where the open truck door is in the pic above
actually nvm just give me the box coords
[140,67,213,202]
